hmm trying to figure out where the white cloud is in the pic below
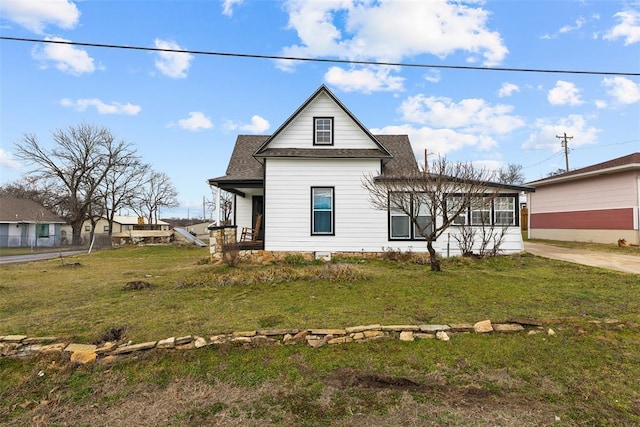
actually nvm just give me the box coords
[424,70,441,83]
[547,81,583,106]
[595,99,608,109]
[222,0,243,17]
[280,0,508,75]
[498,82,520,97]
[31,37,96,75]
[154,39,193,79]
[0,0,79,34]
[540,16,588,39]
[602,76,640,105]
[223,115,270,134]
[177,112,213,131]
[372,124,497,158]
[324,66,404,93]
[522,114,600,151]
[604,9,640,45]
[60,98,141,115]
[0,148,21,170]
[399,95,525,135]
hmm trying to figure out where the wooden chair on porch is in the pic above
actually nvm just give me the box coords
[240,214,262,243]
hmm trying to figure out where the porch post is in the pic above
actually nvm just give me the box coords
[216,187,221,226]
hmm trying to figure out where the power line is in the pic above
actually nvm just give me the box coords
[2,36,639,77]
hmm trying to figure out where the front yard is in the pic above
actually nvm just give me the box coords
[1,245,639,425]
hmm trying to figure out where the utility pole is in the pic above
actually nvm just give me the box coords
[556,132,573,172]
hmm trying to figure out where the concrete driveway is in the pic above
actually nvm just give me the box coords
[524,242,640,275]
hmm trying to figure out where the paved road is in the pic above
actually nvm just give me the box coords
[0,250,87,265]
[524,242,640,275]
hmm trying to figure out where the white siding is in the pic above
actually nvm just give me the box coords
[234,189,261,241]
[263,158,524,255]
[268,93,379,150]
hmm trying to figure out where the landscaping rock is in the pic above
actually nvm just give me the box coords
[306,338,326,348]
[157,337,176,349]
[345,324,381,334]
[473,320,493,333]
[328,336,353,345]
[257,328,299,336]
[449,323,475,332]
[233,330,257,337]
[194,337,208,348]
[2,335,27,343]
[64,343,97,353]
[382,325,420,332]
[39,343,66,354]
[95,342,116,355]
[310,328,346,336]
[547,328,556,336]
[363,330,386,339]
[436,331,450,341]
[111,341,157,355]
[175,336,193,345]
[419,325,451,333]
[494,323,525,333]
[399,331,414,341]
[71,350,96,365]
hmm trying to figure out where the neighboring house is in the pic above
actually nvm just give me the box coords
[528,152,640,245]
[0,197,67,248]
[80,215,170,245]
[208,85,531,258]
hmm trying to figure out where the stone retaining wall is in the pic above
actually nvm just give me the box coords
[0,318,567,365]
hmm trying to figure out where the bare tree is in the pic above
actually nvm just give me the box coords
[132,171,178,225]
[14,124,132,245]
[98,154,151,236]
[206,188,233,225]
[497,163,525,185]
[362,157,500,272]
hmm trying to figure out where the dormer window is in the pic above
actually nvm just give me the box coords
[314,117,333,145]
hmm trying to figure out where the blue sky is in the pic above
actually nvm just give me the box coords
[1,0,639,219]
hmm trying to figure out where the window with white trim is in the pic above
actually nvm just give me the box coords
[446,195,467,225]
[314,117,333,145]
[494,196,516,225]
[470,197,491,226]
[389,192,432,240]
[312,187,334,235]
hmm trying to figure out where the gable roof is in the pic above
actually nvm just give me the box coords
[0,198,66,223]
[528,152,640,187]
[208,134,419,188]
[254,85,392,158]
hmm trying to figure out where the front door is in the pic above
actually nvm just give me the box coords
[252,196,264,241]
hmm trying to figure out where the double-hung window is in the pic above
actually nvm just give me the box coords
[37,224,49,238]
[314,117,333,145]
[470,197,492,226]
[446,195,467,225]
[311,187,334,235]
[389,192,432,240]
[494,196,516,225]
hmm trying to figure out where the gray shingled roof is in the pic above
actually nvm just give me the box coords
[208,134,418,185]
[0,198,66,223]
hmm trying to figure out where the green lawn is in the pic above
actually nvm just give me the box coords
[1,245,639,426]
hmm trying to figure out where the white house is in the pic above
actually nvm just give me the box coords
[208,85,532,259]
[0,197,67,248]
